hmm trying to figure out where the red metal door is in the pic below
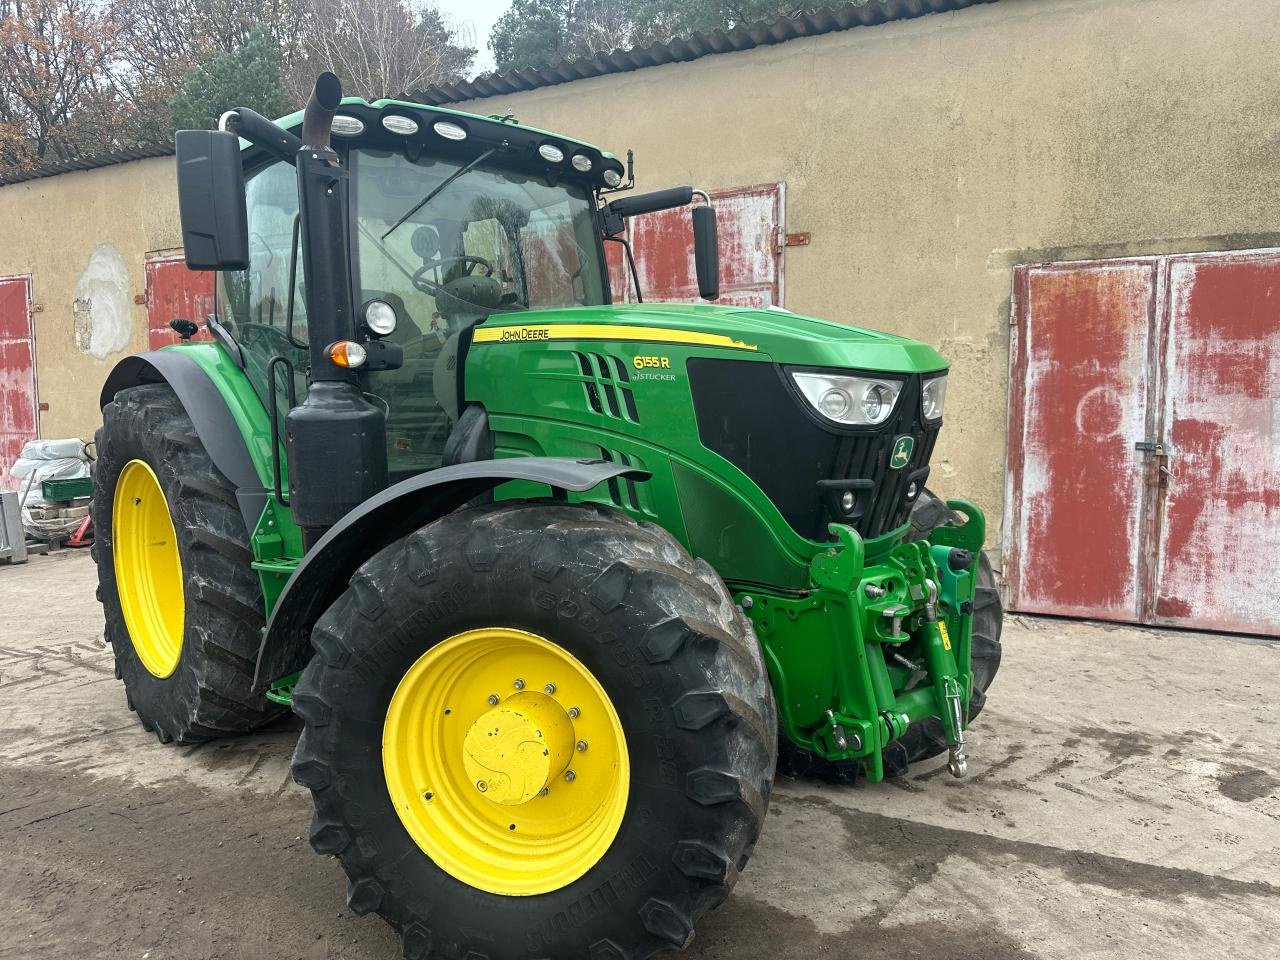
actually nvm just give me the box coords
[0,276,37,492]
[1154,253,1280,636]
[613,183,784,307]
[146,256,214,348]
[1005,261,1157,622]
[1007,252,1280,637]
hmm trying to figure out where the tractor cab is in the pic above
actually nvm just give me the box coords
[213,98,636,479]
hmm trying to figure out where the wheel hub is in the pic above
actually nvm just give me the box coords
[382,627,630,895]
[462,692,574,805]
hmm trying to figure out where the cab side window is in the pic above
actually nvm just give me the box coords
[217,161,307,412]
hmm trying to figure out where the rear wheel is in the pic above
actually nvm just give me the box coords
[92,383,282,743]
[778,488,1003,783]
[291,501,776,960]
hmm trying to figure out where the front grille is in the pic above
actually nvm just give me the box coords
[688,358,941,541]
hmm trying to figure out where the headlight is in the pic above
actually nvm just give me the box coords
[922,374,947,421]
[791,372,902,426]
[381,114,419,136]
[432,120,467,141]
[362,299,398,337]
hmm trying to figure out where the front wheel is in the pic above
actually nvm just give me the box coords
[291,502,776,960]
[92,383,283,743]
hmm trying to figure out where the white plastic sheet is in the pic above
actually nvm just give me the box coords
[9,438,92,540]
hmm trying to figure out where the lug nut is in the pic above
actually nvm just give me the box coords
[568,706,580,719]
[487,694,499,705]
[544,683,557,695]
[423,791,433,801]
[576,740,588,752]
[538,787,549,797]
[513,678,525,690]
[741,595,754,609]
[476,780,488,792]
[564,770,576,783]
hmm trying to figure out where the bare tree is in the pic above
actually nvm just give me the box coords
[291,0,474,102]
[0,0,128,170]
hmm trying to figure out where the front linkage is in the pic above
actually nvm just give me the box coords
[737,499,986,783]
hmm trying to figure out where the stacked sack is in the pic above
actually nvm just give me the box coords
[10,438,93,541]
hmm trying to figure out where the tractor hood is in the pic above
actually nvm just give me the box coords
[474,302,948,374]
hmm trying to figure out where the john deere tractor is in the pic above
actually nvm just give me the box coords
[93,74,1002,959]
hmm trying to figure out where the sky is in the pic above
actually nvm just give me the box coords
[437,0,510,77]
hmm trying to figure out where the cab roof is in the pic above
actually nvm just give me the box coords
[261,96,625,191]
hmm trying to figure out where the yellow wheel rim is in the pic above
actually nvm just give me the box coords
[383,627,630,896]
[113,459,184,678]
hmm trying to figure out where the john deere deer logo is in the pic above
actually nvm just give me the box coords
[889,435,914,469]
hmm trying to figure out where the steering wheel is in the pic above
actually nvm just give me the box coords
[411,255,494,298]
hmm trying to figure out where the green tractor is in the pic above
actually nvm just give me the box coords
[93,73,1002,959]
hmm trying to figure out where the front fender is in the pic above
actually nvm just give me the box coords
[100,348,272,532]
[253,457,650,688]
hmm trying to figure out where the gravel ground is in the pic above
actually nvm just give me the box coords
[1,550,1277,960]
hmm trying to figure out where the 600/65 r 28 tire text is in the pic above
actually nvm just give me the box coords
[291,501,777,960]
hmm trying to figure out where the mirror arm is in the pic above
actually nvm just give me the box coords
[222,107,302,165]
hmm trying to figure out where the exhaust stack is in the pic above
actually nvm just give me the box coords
[286,73,389,547]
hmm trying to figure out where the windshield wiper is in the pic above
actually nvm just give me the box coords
[381,144,502,241]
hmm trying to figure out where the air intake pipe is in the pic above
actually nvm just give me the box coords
[287,72,389,547]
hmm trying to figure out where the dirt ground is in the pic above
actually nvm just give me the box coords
[1,551,1277,960]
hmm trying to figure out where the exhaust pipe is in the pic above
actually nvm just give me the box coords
[288,71,389,546]
[300,71,343,148]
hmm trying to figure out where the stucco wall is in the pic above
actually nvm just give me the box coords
[451,0,1280,557]
[2,0,1278,557]
[0,156,181,442]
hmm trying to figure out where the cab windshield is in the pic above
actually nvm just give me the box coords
[353,148,608,476]
[353,148,607,319]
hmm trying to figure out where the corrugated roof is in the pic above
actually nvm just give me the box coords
[0,143,173,187]
[414,0,995,104]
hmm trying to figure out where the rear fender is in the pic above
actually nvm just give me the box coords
[253,457,650,689]
[100,350,271,532]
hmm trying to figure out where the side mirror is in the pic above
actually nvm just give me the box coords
[692,203,719,300]
[176,129,249,270]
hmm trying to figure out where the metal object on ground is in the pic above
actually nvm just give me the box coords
[0,491,27,564]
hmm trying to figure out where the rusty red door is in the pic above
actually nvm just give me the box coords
[611,183,784,307]
[1007,252,1280,637]
[146,255,214,348]
[0,276,38,492]
[1154,253,1280,635]
[1005,261,1157,622]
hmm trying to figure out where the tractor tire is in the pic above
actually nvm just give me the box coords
[777,488,1003,784]
[291,501,776,960]
[92,383,283,744]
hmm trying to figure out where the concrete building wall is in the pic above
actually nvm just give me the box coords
[2,0,1277,558]
[0,156,182,442]
[450,0,1280,558]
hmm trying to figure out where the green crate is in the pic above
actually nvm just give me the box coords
[41,476,93,502]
